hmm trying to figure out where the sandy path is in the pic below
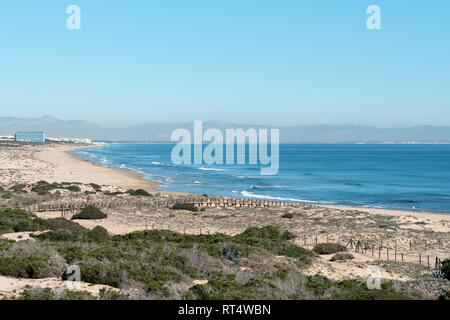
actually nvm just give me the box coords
[0,275,117,298]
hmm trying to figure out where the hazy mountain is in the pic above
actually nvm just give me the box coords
[1,116,450,143]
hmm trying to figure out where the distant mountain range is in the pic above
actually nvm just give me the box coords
[1,116,450,144]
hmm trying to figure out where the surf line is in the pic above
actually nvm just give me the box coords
[170,120,279,175]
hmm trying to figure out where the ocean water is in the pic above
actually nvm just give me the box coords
[72,144,450,213]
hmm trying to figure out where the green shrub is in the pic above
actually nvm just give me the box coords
[13,287,97,300]
[0,208,51,233]
[71,206,107,220]
[331,279,412,300]
[37,227,110,243]
[306,275,333,295]
[10,183,27,193]
[439,291,450,300]
[31,181,81,194]
[281,213,293,219]
[48,218,86,232]
[220,245,242,265]
[0,186,4,192]
[0,253,49,278]
[170,202,198,212]
[441,258,450,280]
[126,189,151,197]
[185,272,283,300]
[89,183,102,191]
[31,181,53,194]
[14,287,55,300]
[2,192,13,199]
[65,185,81,192]
[99,288,129,300]
[330,252,355,261]
[313,243,348,255]
[89,226,110,241]
[103,191,124,196]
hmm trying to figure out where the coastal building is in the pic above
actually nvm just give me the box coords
[14,132,46,143]
[46,137,93,144]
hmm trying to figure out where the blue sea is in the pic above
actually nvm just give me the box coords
[72,144,450,213]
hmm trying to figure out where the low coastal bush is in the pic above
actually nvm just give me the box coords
[281,213,294,219]
[0,215,420,300]
[0,253,49,278]
[126,189,152,197]
[331,279,412,300]
[306,275,333,295]
[0,186,4,192]
[99,288,130,300]
[12,286,100,300]
[37,226,109,243]
[10,183,27,193]
[441,258,450,280]
[65,185,81,192]
[170,202,198,212]
[89,183,102,191]
[313,243,348,255]
[47,218,86,232]
[330,252,355,261]
[0,208,51,233]
[439,290,450,300]
[103,191,124,196]
[1,192,13,199]
[31,181,81,195]
[185,272,283,300]
[71,205,107,220]
[116,226,312,261]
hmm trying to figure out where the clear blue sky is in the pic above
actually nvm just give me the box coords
[0,1,449,128]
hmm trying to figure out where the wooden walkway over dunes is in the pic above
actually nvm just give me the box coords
[26,196,317,213]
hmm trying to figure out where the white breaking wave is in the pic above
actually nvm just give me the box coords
[249,185,286,189]
[100,157,111,164]
[239,191,317,203]
[234,175,260,179]
[198,167,225,171]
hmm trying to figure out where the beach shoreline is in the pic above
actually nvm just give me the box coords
[62,143,450,220]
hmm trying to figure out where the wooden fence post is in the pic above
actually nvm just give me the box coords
[419,254,421,265]
[387,248,389,260]
[401,253,404,262]
[427,255,430,268]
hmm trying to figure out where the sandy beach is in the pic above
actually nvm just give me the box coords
[0,142,449,299]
